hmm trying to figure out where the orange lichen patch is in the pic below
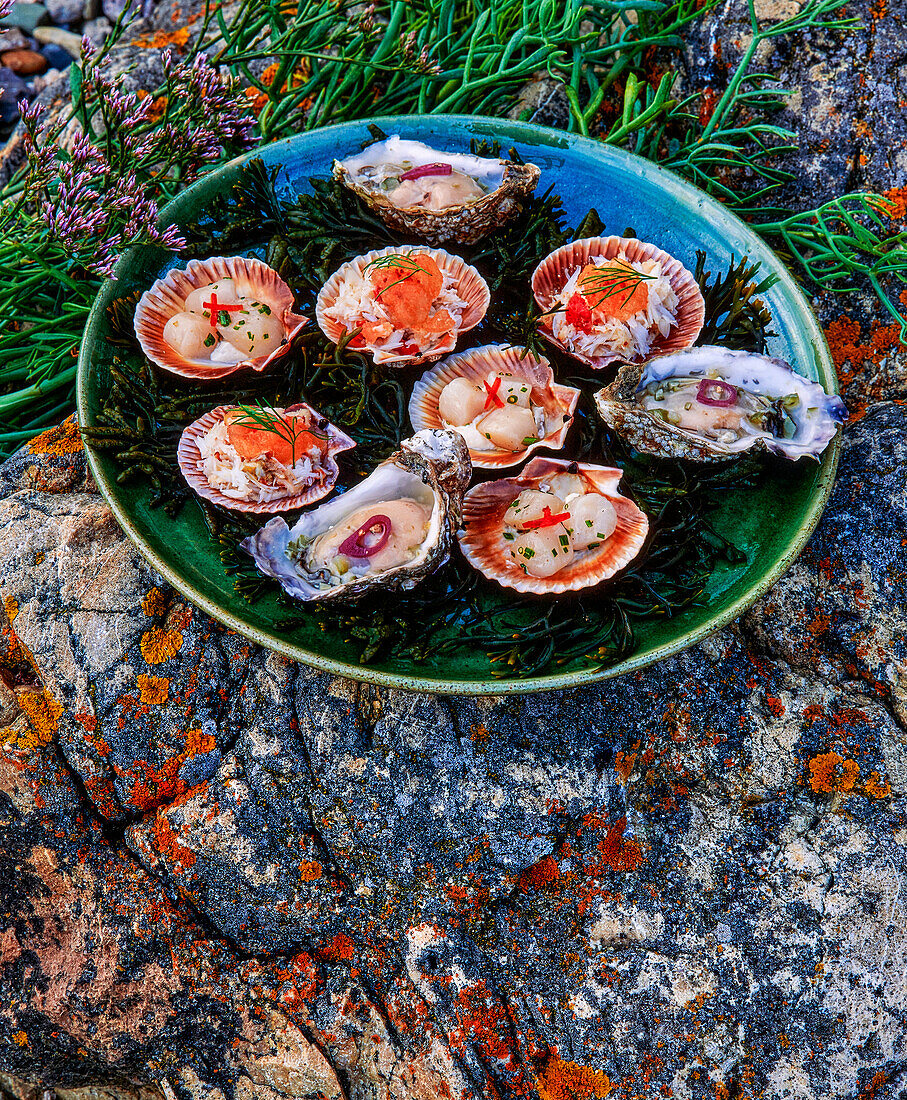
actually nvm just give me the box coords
[298,860,323,882]
[614,746,638,781]
[697,86,719,128]
[27,418,82,457]
[320,932,355,961]
[141,586,168,618]
[12,1031,27,1047]
[880,187,907,221]
[537,1055,612,1100]
[137,674,170,706]
[824,315,902,419]
[244,59,311,116]
[136,89,168,123]
[517,855,560,892]
[2,595,17,623]
[121,726,215,812]
[596,816,645,872]
[152,813,197,872]
[132,26,191,47]
[139,627,183,664]
[807,752,859,794]
[863,770,892,799]
[6,689,63,749]
[469,722,491,745]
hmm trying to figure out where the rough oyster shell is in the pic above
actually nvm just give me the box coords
[241,429,472,601]
[458,457,649,595]
[408,343,581,469]
[530,236,705,370]
[594,346,847,463]
[333,135,541,246]
[134,256,308,381]
[177,403,356,514]
[315,245,490,368]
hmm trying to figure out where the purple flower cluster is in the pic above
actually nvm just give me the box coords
[19,45,256,277]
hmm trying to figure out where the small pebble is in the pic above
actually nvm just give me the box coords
[1,47,48,75]
[40,41,72,67]
[0,2,49,34]
[32,24,81,55]
[44,0,84,25]
[81,14,111,42]
[0,27,33,49]
[0,65,28,128]
[101,0,138,20]
[31,65,62,93]
[81,0,100,16]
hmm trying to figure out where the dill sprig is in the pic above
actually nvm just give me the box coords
[576,263,658,312]
[363,251,434,297]
[228,401,327,466]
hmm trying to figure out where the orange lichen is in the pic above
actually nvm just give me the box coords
[863,770,892,799]
[537,1055,612,1100]
[141,586,168,618]
[807,752,859,794]
[320,933,355,961]
[881,187,907,221]
[469,722,491,745]
[7,688,63,749]
[12,1031,27,1047]
[137,674,170,706]
[614,746,638,781]
[823,315,902,421]
[517,855,560,892]
[27,419,83,457]
[298,861,323,882]
[122,726,215,812]
[2,595,18,623]
[133,26,191,47]
[596,816,645,872]
[152,814,197,871]
[139,627,183,664]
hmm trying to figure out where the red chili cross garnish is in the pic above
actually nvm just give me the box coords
[523,505,571,530]
[202,293,244,328]
[483,376,505,410]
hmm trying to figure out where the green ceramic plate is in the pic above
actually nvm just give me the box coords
[77,115,841,695]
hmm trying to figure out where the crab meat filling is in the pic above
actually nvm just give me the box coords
[641,374,801,445]
[305,499,431,581]
[503,485,620,578]
[438,371,545,453]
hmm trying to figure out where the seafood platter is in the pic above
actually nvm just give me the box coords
[78,118,845,693]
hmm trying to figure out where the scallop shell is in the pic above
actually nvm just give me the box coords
[333,136,541,246]
[458,457,649,595]
[594,346,847,463]
[177,403,356,514]
[315,246,490,368]
[408,343,580,469]
[530,236,705,370]
[134,256,308,381]
[241,430,472,601]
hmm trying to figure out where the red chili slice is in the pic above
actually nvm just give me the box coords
[483,375,504,410]
[338,515,392,558]
[696,378,738,407]
[202,293,244,328]
[399,163,453,181]
[522,505,571,530]
[565,292,593,334]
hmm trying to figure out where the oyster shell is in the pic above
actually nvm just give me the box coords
[134,256,308,381]
[530,236,705,370]
[458,457,649,595]
[315,246,490,368]
[241,430,472,601]
[408,343,581,469]
[177,403,356,514]
[594,346,847,463]
[333,135,541,246]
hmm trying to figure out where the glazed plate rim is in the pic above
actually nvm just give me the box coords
[77,114,841,696]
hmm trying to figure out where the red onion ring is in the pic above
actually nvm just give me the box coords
[399,163,453,181]
[338,515,392,558]
[696,379,738,408]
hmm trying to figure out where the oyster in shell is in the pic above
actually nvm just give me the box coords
[408,343,580,469]
[333,135,541,245]
[458,457,649,595]
[241,430,471,601]
[594,346,847,462]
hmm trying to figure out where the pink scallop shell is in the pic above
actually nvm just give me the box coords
[315,246,490,368]
[408,343,580,469]
[134,256,309,381]
[176,403,356,514]
[530,236,705,370]
[458,457,649,595]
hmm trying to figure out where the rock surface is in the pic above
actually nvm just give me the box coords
[2,2,907,1099]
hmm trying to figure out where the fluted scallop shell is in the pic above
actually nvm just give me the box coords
[241,430,472,601]
[333,136,541,246]
[530,236,705,370]
[134,256,308,381]
[408,344,581,469]
[594,347,847,463]
[458,457,649,595]
[176,403,356,514]
[315,246,490,368]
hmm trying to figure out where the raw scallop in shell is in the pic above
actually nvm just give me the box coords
[333,135,541,245]
[316,246,489,368]
[135,256,308,381]
[594,346,847,463]
[241,430,471,601]
[531,236,705,370]
[408,343,581,469]
[177,402,356,514]
[458,457,649,595]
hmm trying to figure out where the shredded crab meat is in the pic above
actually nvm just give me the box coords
[548,255,679,364]
[323,263,468,355]
[197,419,325,503]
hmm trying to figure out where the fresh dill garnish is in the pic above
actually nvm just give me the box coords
[363,251,433,297]
[576,263,658,312]
[228,401,327,466]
